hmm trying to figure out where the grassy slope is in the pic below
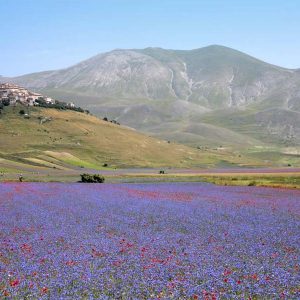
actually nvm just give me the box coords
[0,105,264,172]
[200,108,300,166]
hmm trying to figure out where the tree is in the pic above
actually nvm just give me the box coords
[80,173,105,183]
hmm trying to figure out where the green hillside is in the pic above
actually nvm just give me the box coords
[0,105,271,174]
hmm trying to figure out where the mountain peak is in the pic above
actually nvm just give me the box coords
[143,47,165,51]
[200,44,231,50]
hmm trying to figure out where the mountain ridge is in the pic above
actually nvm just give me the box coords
[3,45,300,151]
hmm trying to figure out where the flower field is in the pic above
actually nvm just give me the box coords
[0,182,299,299]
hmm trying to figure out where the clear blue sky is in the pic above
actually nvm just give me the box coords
[1,0,300,76]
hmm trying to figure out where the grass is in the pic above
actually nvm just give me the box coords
[0,106,203,168]
[0,105,271,170]
[195,174,300,189]
[43,151,109,170]
[1,106,299,189]
[1,168,299,189]
[202,108,300,152]
[97,173,300,189]
[0,167,30,174]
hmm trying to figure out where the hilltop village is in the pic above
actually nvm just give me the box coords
[0,83,74,107]
[0,82,92,116]
[0,82,121,124]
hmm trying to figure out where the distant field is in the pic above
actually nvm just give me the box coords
[106,171,300,189]
[1,163,300,189]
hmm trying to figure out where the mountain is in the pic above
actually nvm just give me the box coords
[5,45,300,153]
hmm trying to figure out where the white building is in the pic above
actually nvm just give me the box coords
[44,97,55,104]
[67,102,75,108]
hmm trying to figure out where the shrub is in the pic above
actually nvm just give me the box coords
[110,120,120,125]
[103,163,108,167]
[248,181,256,186]
[2,99,10,106]
[80,173,105,183]
[35,98,86,113]
[159,170,165,174]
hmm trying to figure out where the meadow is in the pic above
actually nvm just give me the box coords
[0,182,299,299]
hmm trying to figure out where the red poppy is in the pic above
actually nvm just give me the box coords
[41,287,48,294]
[65,260,76,266]
[223,268,232,276]
[252,274,258,280]
[10,279,20,287]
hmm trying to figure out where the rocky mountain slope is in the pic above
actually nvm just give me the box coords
[5,45,300,148]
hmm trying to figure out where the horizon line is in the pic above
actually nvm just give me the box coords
[2,44,299,78]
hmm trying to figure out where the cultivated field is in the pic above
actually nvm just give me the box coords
[0,182,299,299]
